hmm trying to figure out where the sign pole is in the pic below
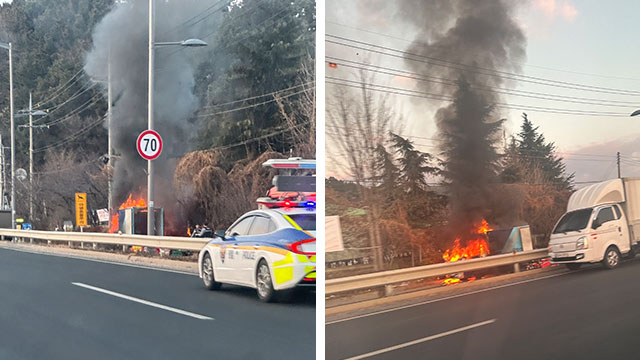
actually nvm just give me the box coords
[147,0,155,236]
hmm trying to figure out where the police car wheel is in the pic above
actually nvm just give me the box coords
[202,253,221,290]
[256,259,275,302]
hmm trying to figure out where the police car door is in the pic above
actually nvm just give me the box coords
[234,215,274,285]
[218,216,255,283]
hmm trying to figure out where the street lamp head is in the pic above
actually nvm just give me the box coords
[631,109,640,117]
[180,38,208,47]
[15,110,47,117]
[0,42,9,51]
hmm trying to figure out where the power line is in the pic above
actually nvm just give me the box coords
[160,0,268,60]
[197,88,310,118]
[39,92,105,127]
[32,68,88,104]
[34,82,99,122]
[201,81,314,110]
[326,21,640,82]
[326,58,639,108]
[326,78,632,117]
[33,116,105,153]
[33,71,90,109]
[202,120,311,153]
[159,0,228,38]
[326,35,640,96]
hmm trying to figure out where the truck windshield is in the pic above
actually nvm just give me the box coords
[553,208,593,234]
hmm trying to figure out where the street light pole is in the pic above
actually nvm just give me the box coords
[0,42,16,229]
[9,43,13,229]
[147,0,155,236]
[145,2,206,236]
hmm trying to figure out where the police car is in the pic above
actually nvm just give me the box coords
[198,158,316,302]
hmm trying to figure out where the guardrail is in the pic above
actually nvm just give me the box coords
[0,229,209,251]
[326,248,549,295]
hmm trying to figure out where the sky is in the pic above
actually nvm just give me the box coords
[326,0,640,185]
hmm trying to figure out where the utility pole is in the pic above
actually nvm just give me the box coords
[107,51,113,223]
[617,152,621,179]
[29,93,33,222]
[16,96,46,224]
[8,43,14,229]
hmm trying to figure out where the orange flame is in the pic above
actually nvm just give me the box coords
[108,194,147,233]
[441,219,492,285]
[443,278,461,285]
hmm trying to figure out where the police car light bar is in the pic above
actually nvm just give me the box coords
[257,197,316,209]
[262,158,316,169]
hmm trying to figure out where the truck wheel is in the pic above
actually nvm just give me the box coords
[566,263,581,271]
[201,253,221,290]
[256,259,276,302]
[602,246,621,269]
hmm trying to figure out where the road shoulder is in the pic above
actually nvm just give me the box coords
[0,241,198,275]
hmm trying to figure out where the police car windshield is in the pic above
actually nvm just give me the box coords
[288,214,315,231]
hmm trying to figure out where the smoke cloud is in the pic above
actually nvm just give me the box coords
[398,0,527,237]
[83,0,221,228]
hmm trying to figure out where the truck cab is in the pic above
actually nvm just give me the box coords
[549,203,630,269]
[549,178,640,269]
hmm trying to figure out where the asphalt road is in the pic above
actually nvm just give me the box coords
[326,258,640,360]
[0,247,314,359]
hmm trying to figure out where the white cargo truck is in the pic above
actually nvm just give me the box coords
[549,178,640,270]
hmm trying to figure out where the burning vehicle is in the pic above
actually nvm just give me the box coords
[441,220,534,285]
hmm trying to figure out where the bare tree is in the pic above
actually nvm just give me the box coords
[32,149,107,230]
[326,70,400,270]
[274,58,315,159]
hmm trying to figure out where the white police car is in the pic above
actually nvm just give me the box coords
[198,203,316,302]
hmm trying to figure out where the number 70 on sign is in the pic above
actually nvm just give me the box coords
[137,130,163,160]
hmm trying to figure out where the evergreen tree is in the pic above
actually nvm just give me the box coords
[196,0,315,160]
[389,132,437,194]
[373,143,400,202]
[501,113,573,189]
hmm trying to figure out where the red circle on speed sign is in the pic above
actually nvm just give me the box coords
[137,130,163,160]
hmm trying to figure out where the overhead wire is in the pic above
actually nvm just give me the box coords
[326,35,640,96]
[33,116,106,153]
[326,78,632,117]
[326,21,640,83]
[326,58,640,108]
[197,88,311,118]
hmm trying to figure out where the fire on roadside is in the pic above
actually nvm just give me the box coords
[441,219,492,286]
[108,193,147,233]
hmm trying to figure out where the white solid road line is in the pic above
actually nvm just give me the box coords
[72,282,213,320]
[327,271,570,325]
[344,319,497,360]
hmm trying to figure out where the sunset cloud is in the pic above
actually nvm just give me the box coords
[533,0,578,22]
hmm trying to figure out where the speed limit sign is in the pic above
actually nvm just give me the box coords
[137,130,163,160]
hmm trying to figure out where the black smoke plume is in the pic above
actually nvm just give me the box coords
[83,0,221,227]
[398,0,526,238]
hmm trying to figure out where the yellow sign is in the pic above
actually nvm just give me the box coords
[75,193,87,227]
